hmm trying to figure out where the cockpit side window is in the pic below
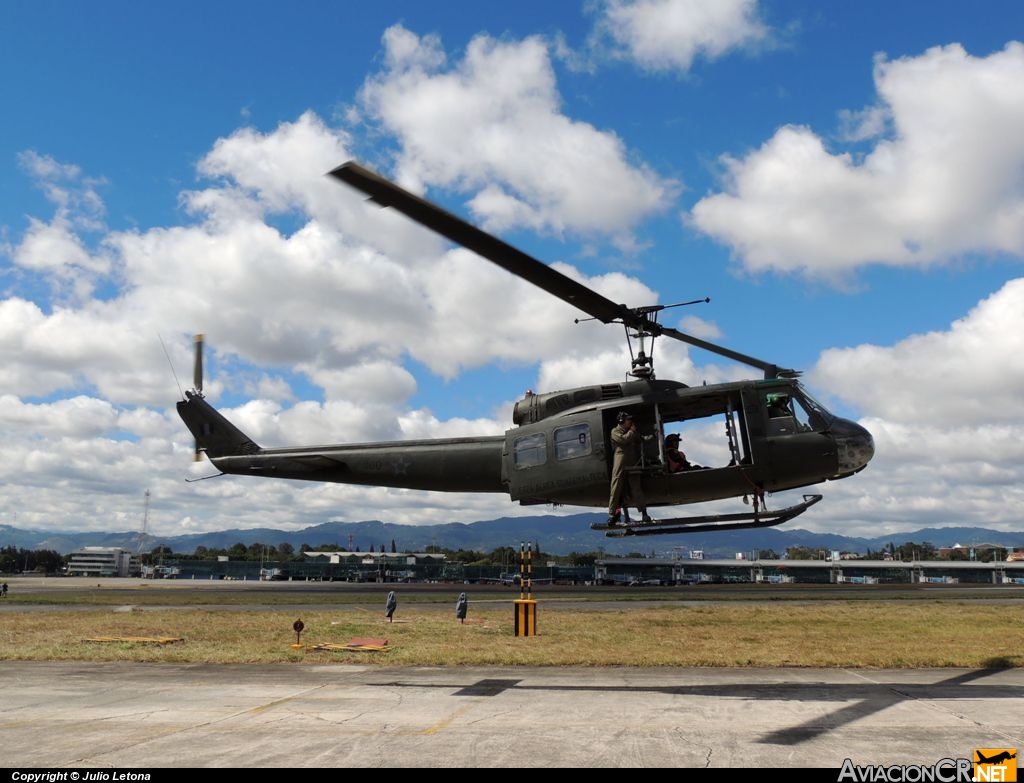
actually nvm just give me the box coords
[766,393,792,419]
[765,392,798,435]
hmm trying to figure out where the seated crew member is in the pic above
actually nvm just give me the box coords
[665,433,705,472]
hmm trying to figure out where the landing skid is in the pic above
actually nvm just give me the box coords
[591,494,823,537]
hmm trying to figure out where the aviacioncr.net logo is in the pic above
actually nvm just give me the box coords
[974,749,1017,782]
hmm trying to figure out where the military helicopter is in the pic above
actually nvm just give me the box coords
[177,161,875,537]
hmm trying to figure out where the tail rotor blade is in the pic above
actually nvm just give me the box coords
[192,334,204,461]
[193,334,204,394]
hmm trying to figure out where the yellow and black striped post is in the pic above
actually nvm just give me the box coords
[514,541,537,637]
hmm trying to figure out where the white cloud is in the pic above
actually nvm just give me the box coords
[16,151,106,230]
[795,276,1024,537]
[0,394,117,437]
[691,43,1024,279]
[676,314,721,341]
[592,0,770,72]
[813,278,1024,422]
[357,25,676,242]
[9,152,111,302]
[196,111,350,221]
[13,217,98,275]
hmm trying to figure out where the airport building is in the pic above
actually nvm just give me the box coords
[66,547,140,578]
[302,550,448,582]
[80,550,1024,585]
[594,556,1024,586]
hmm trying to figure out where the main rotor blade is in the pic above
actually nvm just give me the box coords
[329,161,798,379]
[329,162,632,325]
[658,326,797,379]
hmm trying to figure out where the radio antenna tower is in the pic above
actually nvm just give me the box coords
[137,489,151,554]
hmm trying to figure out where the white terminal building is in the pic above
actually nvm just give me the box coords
[67,547,140,577]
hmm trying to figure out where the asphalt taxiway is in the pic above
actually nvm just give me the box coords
[3,661,1023,768]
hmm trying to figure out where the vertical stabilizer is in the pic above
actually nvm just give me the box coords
[177,392,261,460]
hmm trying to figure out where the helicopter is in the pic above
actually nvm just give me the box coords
[177,161,875,537]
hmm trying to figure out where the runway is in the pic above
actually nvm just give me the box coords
[3,661,1022,768]
[7,574,1024,604]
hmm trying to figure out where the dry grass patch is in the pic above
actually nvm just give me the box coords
[2,602,1022,667]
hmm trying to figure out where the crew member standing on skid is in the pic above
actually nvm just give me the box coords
[607,412,651,526]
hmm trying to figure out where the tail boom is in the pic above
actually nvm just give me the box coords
[177,392,506,493]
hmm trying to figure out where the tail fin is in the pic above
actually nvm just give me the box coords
[177,391,261,461]
[177,333,259,461]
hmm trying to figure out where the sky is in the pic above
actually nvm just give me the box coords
[2,0,1024,544]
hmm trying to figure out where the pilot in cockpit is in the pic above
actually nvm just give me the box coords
[767,393,793,419]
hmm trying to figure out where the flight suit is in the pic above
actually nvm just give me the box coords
[607,422,648,522]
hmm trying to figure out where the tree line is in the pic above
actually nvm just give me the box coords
[0,546,65,574]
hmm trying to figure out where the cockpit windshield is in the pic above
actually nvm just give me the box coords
[791,384,835,430]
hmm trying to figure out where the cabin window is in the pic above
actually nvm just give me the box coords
[660,405,746,469]
[554,423,591,461]
[513,432,547,468]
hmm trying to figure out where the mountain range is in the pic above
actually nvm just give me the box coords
[2,516,1022,558]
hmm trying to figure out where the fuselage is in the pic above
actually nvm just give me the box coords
[178,375,874,511]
